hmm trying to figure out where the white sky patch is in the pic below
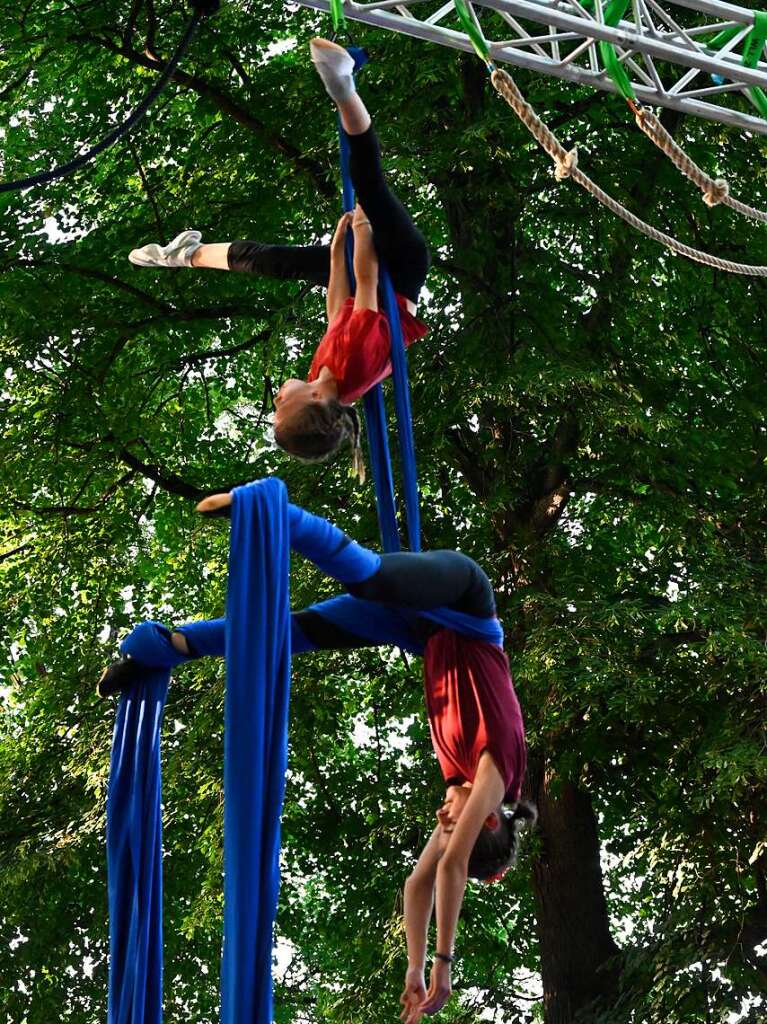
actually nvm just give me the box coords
[463,966,543,1018]
[665,580,680,602]
[120,584,135,615]
[273,936,302,983]
[263,37,297,61]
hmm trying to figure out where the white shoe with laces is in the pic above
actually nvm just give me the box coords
[128,229,202,269]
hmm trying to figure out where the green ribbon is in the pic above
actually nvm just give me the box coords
[601,0,635,101]
[742,11,767,118]
[329,0,346,33]
[579,0,636,101]
[454,0,494,69]
[707,10,767,119]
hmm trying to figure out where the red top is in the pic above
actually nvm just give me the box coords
[423,630,526,803]
[308,294,428,404]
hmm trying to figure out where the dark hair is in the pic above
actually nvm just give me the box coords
[274,398,365,481]
[467,801,538,883]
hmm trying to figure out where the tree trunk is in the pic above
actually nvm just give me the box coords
[432,56,624,1021]
[529,764,622,1023]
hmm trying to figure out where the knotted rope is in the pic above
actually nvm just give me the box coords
[632,105,767,223]
[491,68,767,277]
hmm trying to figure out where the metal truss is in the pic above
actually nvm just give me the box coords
[295,0,767,135]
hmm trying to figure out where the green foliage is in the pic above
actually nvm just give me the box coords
[1,2,766,1023]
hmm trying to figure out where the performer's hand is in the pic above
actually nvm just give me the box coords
[330,211,353,253]
[196,492,232,516]
[416,959,452,1018]
[399,967,427,1024]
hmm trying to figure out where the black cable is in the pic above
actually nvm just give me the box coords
[0,2,219,194]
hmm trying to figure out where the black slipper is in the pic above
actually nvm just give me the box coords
[97,657,144,698]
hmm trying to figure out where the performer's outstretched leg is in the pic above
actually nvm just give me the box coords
[310,37,430,305]
[128,232,331,287]
[98,500,494,697]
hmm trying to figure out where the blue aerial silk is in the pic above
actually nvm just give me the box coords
[106,478,291,1024]
[340,46,421,554]
[306,594,504,657]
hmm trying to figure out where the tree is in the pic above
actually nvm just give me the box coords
[1,2,765,1022]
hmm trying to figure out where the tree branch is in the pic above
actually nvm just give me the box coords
[16,259,173,312]
[73,33,335,199]
[116,442,247,500]
[122,0,142,50]
[0,543,31,564]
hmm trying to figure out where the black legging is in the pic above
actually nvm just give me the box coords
[295,550,496,650]
[227,126,430,305]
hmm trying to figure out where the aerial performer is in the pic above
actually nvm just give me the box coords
[99,484,535,1024]
[128,38,430,478]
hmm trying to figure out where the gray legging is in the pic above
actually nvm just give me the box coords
[178,550,497,657]
[296,549,496,650]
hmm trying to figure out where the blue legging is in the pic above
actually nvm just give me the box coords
[169,504,496,660]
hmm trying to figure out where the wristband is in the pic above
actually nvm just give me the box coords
[434,952,454,964]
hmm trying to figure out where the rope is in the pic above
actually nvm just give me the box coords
[0,2,215,194]
[491,68,767,277]
[631,105,767,224]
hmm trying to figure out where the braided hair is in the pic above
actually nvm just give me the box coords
[467,801,538,883]
[274,398,365,482]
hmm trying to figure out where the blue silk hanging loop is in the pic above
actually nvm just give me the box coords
[106,480,292,1024]
[106,666,169,1024]
[339,47,421,553]
[222,480,291,1024]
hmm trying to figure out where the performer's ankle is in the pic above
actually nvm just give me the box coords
[171,631,191,655]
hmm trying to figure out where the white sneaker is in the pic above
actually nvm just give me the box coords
[310,37,356,103]
[128,229,202,268]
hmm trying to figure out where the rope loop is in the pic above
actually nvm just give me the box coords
[631,106,767,223]
[554,147,578,181]
[702,178,730,208]
[1,7,205,193]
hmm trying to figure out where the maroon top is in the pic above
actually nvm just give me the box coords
[423,630,526,803]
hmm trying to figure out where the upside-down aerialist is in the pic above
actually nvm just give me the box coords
[128,38,430,478]
[99,487,534,1024]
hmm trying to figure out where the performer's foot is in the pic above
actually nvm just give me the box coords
[128,230,202,268]
[310,37,356,103]
[97,656,143,698]
[196,492,233,518]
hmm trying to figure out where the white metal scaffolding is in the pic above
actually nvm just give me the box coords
[294,0,767,135]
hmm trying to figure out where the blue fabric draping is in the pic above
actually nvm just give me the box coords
[178,614,318,659]
[221,479,291,1024]
[177,595,503,665]
[340,46,421,554]
[106,478,292,1024]
[306,595,504,657]
[106,640,171,1024]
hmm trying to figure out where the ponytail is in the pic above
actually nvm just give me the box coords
[342,405,366,484]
